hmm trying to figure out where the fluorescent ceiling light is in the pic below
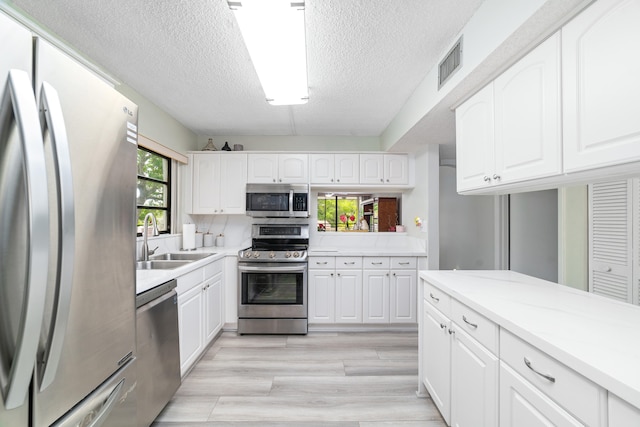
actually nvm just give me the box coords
[229,1,309,106]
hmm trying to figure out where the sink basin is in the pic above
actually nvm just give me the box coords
[136,260,193,270]
[149,252,215,261]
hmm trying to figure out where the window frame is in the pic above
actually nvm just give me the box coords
[137,146,171,236]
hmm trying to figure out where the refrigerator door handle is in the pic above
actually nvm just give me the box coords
[51,360,132,427]
[37,82,75,391]
[0,69,49,409]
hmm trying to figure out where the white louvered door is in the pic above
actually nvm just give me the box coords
[634,179,640,305]
[588,180,633,302]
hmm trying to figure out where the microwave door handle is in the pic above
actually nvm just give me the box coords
[289,189,294,215]
[37,82,75,391]
[0,70,49,409]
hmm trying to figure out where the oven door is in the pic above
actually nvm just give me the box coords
[238,262,307,318]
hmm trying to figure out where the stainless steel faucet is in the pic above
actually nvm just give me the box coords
[141,212,159,261]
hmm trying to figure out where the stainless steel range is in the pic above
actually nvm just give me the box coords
[238,224,309,334]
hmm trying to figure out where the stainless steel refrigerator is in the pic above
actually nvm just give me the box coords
[0,10,138,426]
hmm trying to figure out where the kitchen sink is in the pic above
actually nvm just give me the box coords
[136,260,193,270]
[149,252,215,261]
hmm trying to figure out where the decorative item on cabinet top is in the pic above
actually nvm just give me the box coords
[202,138,217,151]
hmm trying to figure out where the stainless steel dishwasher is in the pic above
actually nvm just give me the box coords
[136,279,181,427]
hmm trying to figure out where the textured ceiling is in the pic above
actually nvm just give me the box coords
[10,0,484,138]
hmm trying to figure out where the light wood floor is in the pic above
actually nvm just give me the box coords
[152,331,446,427]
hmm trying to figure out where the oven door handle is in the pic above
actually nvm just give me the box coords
[238,264,307,273]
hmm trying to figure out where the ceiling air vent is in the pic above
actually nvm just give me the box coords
[438,36,463,90]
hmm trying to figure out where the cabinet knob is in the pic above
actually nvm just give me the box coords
[330,273,334,276]
[331,178,334,182]
[483,176,491,182]
[220,209,223,213]
[279,178,282,182]
[337,179,340,182]
[448,329,455,335]
[493,174,501,181]
[439,323,446,329]
[380,178,384,182]
[386,179,389,182]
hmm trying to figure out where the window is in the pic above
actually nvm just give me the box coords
[137,147,171,235]
[317,192,401,232]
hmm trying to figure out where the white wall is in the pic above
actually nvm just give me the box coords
[510,190,558,282]
[117,84,198,153]
[381,0,549,150]
[439,165,497,270]
[558,186,588,290]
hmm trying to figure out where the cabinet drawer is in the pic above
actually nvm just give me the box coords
[204,259,222,278]
[500,329,605,426]
[177,267,204,294]
[309,256,336,269]
[390,257,416,269]
[363,257,389,269]
[451,299,498,354]
[337,257,362,269]
[423,281,451,317]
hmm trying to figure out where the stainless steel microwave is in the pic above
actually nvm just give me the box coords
[245,183,310,218]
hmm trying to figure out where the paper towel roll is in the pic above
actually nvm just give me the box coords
[183,224,196,250]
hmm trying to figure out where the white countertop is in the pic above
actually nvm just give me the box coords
[136,247,241,294]
[308,247,427,257]
[419,270,640,409]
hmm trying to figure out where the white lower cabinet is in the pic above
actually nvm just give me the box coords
[450,325,498,427]
[500,362,582,427]
[609,394,640,426]
[177,285,204,376]
[422,297,498,427]
[177,259,224,376]
[422,301,452,424]
[309,256,418,326]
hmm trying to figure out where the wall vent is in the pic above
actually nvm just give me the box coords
[438,36,463,90]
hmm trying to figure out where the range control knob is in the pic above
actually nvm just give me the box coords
[269,251,276,259]
[285,251,292,258]
[244,252,252,258]
[253,252,260,258]
[293,251,300,258]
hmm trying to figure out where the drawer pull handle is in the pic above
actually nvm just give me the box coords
[316,262,328,265]
[448,329,455,335]
[372,262,383,265]
[344,262,355,265]
[429,293,439,302]
[524,357,556,383]
[439,323,446,329]
[462,315,478,329]
[399,262,410,265]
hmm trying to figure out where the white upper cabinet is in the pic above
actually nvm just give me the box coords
[456,33,561,193]
[248,153,308,183]
[494,32,561,184]
[310,153,359,184]
[562,0,640,172]
[188,153,247,214]
[360,154,409,185]
[456,84,495,192]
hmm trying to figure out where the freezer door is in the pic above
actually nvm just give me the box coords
[32,37,138,426]
[0,11,47,427]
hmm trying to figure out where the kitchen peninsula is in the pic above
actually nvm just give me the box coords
[418,270,640,426]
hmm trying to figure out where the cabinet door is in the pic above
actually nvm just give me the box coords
[363,270,390,323]
[422,301,451,425]
[192,153,221,214]
[500,362,582,427]
[310,153,334,184]
[390,270,416,323]
[494,33,561,184]
[204,272,223,345]
[219,153,247,214]
[455,84,495,192]
[308,270,335,323]
[335,269,363,323]
[384,155,409,185]
[335,153,360,184]
[360,154,385,184]
[562,0,640,172]
[178,285,204,376]
[451,326,498,427]
[279,153,308,183]
[609,394,640,426]
[247,154,278,183]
